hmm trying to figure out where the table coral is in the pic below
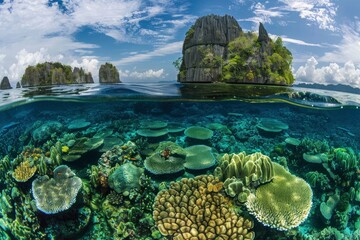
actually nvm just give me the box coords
[153,175,255,240]
[245,163,312,231]
[32,165,82,214]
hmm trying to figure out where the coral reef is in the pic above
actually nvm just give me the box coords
[153,175,255,239]
[12,160,37,182]
[108,163,143,194]
[215,152,274,187]
[245,163,313,231]
[32,165,82,214]
[184,145,216,170]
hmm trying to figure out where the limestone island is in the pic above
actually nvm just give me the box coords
[177,15,295,86]
[21,62,121,87]
[0,76,12,90]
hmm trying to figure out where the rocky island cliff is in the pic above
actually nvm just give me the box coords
[21,62,94,87]
[178,15,295,85]
[0,76,12,90]
[99,63,121,83]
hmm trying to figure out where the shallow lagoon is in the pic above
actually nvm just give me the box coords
[0,83,359,239]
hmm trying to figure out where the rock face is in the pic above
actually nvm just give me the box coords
[179,15,242,82]
[99,63,120,83]
[178,15,295,85]
[73,67,94,84]
[21,62,93,87]
[16,82,21,88]
[0,76,12,89]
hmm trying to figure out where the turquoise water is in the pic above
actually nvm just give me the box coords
[0,83,359,239]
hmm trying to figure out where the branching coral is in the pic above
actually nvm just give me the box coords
[12,160,37,182]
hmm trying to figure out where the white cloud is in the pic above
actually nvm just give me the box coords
[240,3,285,24]
[8,48,64,81]
[320,24,360,63]
[120,69,166,79]
[0,0,194,84]
[280,36,322,47]
[241,1,337,31]
[115,41,183,65]
[295,56,360,88]
[65,0,141,27]
[279,0,337,31]
[71,58,99,80]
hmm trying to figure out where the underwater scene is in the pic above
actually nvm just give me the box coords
[0,83,359,240]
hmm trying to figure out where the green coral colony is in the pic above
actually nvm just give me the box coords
[0,14,359,240]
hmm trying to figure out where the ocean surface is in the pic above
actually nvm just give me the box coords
[0,83,359,240]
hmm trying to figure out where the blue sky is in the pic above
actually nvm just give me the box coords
[0,0,360,87]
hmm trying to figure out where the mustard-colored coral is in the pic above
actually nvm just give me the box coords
[12,160,37,182]
[245,163,312,231]
[153,175,255,240]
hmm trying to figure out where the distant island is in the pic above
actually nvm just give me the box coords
[295,83,360,95]
[177,15,294,86]
[20,62,120,87]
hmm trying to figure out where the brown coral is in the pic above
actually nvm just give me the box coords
[153,175,255,240]
[12,160,37,182]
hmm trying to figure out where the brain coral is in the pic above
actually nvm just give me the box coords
[215,152,274,187]
[153,175,255,240]
[245,163,312,231]
[32,165,82,214]
[108,163,144,193]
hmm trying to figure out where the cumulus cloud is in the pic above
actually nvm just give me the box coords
[70,58,99,80]
[8,48,64,81]
[120,69,166,80]
[295,57,360,88]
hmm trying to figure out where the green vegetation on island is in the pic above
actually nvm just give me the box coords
[99,62,121,83]
[21,62,93,87]
[178,15,295,85]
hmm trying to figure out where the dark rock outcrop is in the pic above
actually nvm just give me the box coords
[73,67,94,84]
[178,15,295,85]
[16,82,21,88]
[99,63,120,83]
[179,15,242,82]
[258,22,270,43]
[0,76,12,89]
[21,62,94,87]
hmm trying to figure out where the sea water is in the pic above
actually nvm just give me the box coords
[0,83,359,239]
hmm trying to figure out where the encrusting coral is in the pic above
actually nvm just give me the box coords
[153,175,255,240]
[245,163,313,231]
[12,160,37,182]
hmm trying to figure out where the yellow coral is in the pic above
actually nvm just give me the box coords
[61,146,69,153]
[12,160,37,182]
[153,175,255,240]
